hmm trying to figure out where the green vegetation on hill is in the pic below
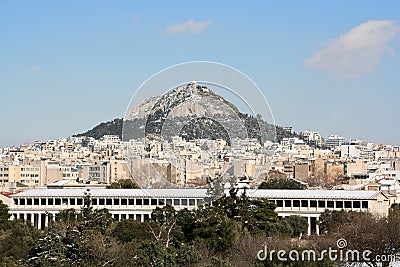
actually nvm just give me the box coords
[75,117,296,143]
[74,118,123,140]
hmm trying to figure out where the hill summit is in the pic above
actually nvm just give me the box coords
[76,82,296,143]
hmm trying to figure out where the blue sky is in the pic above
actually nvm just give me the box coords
[1,1,400,147]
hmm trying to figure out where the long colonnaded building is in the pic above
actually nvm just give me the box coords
[8,188,391,235]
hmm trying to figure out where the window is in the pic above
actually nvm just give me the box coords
[310,200,317,208]
[344,201,352,209]
[166,199,172,206]
[284,200,291,207]
[20,199,25,205]
[151,199,157,206]
[70,198,76,205]
[114,198,120,205]
[48,198,53,205]
[301,200,308,207]
[327,201,334,208]
[276,200,283,207]
[318,200,326,208]
[136,199,142,205]
[106,199,112,205]
[293,200,300,207]
[27,198,32,205]
[362,201,369,209]
[77,198,83,206]
[92,198,97,205]
[99,199,105,205]
[189,199,195,206]
[128,199,135,205]
[173,199,180,206]
[62,198,68,205]
[14,199,19,205]
[40,198,46,205]
[143,199,149,205]
[353,201,360,208]
[336,201,343,208]
[121,199,127,205]
[55,198,61,205]
[34,198,39,205]
[158,199,164,206]
[181,199,187,206]
[198,199,204,206]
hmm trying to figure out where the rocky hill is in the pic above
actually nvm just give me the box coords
[75,82,297,143]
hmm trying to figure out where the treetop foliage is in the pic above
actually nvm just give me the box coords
[258,177,307,190]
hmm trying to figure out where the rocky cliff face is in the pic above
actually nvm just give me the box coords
[125,82,235,120]
[122,82,275,144]
[75,82,295,144]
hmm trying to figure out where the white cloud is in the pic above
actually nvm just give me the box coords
[163,19,211,35]
[18,65,39,72]
[132,14,140,23]
[305,20,400,79]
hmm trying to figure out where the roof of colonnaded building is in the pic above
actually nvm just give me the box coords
[247,189,385,200]
[12,188,209,198]
[12,188,385,200]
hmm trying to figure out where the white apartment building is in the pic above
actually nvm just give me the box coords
[0,165,10,184]
[340,144,374,161]
[303,131,323,147]
[325,134,346,149]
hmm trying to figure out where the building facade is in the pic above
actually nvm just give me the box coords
[8,188,391,235]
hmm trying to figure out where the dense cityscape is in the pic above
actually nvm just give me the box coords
[2,1,400,266]
[1,128,400,193]
[1,118,400,265]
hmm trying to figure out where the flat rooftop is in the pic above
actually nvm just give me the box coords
[12,188,384,200]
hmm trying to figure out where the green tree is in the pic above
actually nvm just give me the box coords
[148,205,179,248]
[28,194,117,266]
[212,189,278,234]
[0,220,41,265]
[206,175,227,203]
[0,200,10,229]
[258,178,306,190]
[133,239,176,267]
[318,209,348,234]
[108,178,139,189]
[283,215,308,238]
[192,205,238,253]
[176,208,197,242]
[111,218,152,244]
[268,217,293,237]
[249,198,279,234]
